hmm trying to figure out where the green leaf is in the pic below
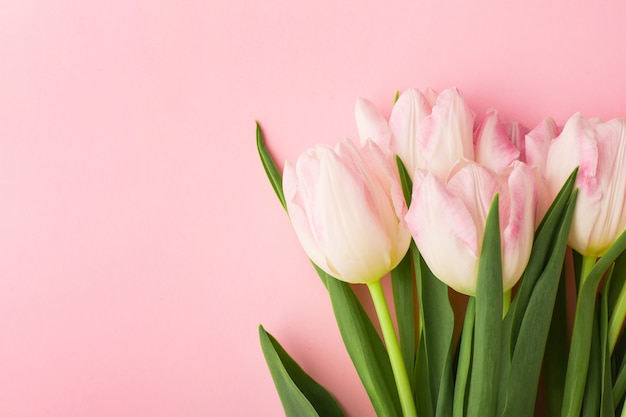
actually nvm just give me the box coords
[508,168,578,355]
[581,308,602,417]
[467,195,503,417]
[396,157,413,206]
[322,269,403,417]
[500,190,577,417]
[415,329,434,417]
[256,122,286,210]
[259,325,346,417]
[453,298,475,417]
[392,250,416,393]
[561,229,626,417]
[600,269,615,417]
[544,267,569,417]
[613,354,626,409]
[412,243,455,414]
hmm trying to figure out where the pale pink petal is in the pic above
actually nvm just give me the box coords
[524,117,559,172]
[355,97,391,149]
[585,119,626,255]
[546,113,599,197]
[507,121,529,161]
[474,109,521,174]
[283,159,330,274]
[388,89,431,175]
[501,162,536,290]
[406,171,479,295]
[446,163,501,240]
[417,87,475,180]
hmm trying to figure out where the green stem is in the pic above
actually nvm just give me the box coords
[580,255,596,289]
[609,277,626,354]
[367,280,417,417]
[503,289,511,319]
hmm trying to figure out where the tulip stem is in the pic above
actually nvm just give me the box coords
[580,255,596,288]
[367,280,417,417]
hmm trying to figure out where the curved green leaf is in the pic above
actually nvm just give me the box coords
[412,244,454,415]
[256,122,286,210]
[324,271,403,417]
[561,229,626,417]
[501,190,577,417]
[259,325,346,417]
[453,298,475,417]
[467,195,502,417]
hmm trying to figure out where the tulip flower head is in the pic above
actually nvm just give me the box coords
[529,113,626,256]
[405,161,536,295]
[282,139,412,284]
[355,87,475,180]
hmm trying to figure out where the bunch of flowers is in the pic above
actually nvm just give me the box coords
[257,87,626,417]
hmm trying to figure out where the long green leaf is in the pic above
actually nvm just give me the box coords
[508,168,578,355]
[256,122,286,209]
[467,194,503,417]
[600,269,615,417]
[324,270,402,417]
[259,325,346,417]
[467,195,503,417]
[544,267,569,417]
[561,229,626,417]
[415,329,434,417]
[581,308,602,417]
[453,298,475,417]
[413,244,455,414]
[500,191,577,417]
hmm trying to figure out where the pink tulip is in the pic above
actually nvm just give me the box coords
[282,139,412,284]
[355,87,475,180]
[530,113,626,256]
[523,117,561,224]
[405,161,536,295]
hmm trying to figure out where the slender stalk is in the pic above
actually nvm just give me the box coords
[503,289,511,318]
[609,278,626,354]
[367,280,417,417]
[580,255,596,289]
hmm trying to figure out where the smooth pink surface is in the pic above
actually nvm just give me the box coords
[1,1,626,416]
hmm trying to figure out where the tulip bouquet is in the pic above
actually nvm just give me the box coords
[257,87,626,417]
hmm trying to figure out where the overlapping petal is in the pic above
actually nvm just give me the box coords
[284,139,411,283]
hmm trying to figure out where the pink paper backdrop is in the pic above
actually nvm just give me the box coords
[1,1,626,416]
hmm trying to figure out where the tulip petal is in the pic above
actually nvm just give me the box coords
[417,87,475,180]
[525,117,559,173]
[355,97,391,148]
[388,89,431,176]
[446,162,501,240]
[586,119,626,255]
[320,150,396,282]
[406,170,479,295]
[546,114,601,254]
[501,162,536,289]
[283,158,331,274]
[474,109,520,174]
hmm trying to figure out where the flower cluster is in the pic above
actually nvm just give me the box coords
[258,87,626,417]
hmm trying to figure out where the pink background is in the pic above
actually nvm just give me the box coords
[1,1,626,416]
